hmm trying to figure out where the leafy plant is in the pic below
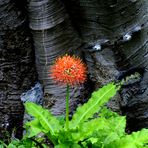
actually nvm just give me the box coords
[0,138,44,148]
[24,83,117,147]
[24,82,148,148]
[0,66,145,148]
[0,134,48,148]
[1,81,148,147]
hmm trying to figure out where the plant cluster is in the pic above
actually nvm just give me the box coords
[1,55,148,148]
[1,83,148,148]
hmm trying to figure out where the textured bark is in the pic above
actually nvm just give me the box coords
[63,0,148,131]
[0,0,37,139]
[27,0,88,115]
[1,0,148,141]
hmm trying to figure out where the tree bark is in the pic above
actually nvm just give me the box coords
[62,0,148,131]
[0,0,37,139]
[27,0,89,115]
[0,0,148,140]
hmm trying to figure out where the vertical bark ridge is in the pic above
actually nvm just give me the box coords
[0,0,37,139]
[27,0,88,115]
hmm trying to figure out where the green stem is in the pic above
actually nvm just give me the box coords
[66,84,70,130]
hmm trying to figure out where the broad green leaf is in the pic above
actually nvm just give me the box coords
[82,137,98,147]
[25,102,62,135]
[69,83,117,129]
[102,112,126,145]
[72,117,107,142]
[86,138,98,144]
[80,108,126,147]
[7,144,17,148]
[57,129,74,144]
[55,144,70,148]
[71,143,82,148]
[18,146,25,148]
[0,140,7,148]
[56,115,65,125]
[25,119,45,137]
[99,107,126,138]
[105,129,148,148]
[55,143,81,148]
[21,139,34,148]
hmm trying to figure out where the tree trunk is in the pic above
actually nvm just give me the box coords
[0,0,37,139]
[27,0,89,115]
[62,0,148,131]
[0,0,148,140]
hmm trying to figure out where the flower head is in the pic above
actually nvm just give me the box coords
[50,55,87,86]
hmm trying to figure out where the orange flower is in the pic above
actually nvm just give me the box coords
[50,55,87,86]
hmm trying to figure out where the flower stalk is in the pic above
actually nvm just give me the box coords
[66,84,70,130]
[50,55,87,130]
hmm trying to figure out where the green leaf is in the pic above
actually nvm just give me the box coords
[55,144,70,148]
[56,115,65,125]
[105,129,148,148]
[102,109,126,145]
[18,146,26,148]
[72,117,107,142]
[55,143,81,148]
[80,108,126,147]
[71,143,82,148]
[7,143,17,148]
[25,102,62,135]
[87,138,98,144]
[69,83,117,129]
[25,119,44,137]
[0,140,7,148]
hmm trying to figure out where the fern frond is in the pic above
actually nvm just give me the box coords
[25,102,62,136]
[69,83,117,129]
